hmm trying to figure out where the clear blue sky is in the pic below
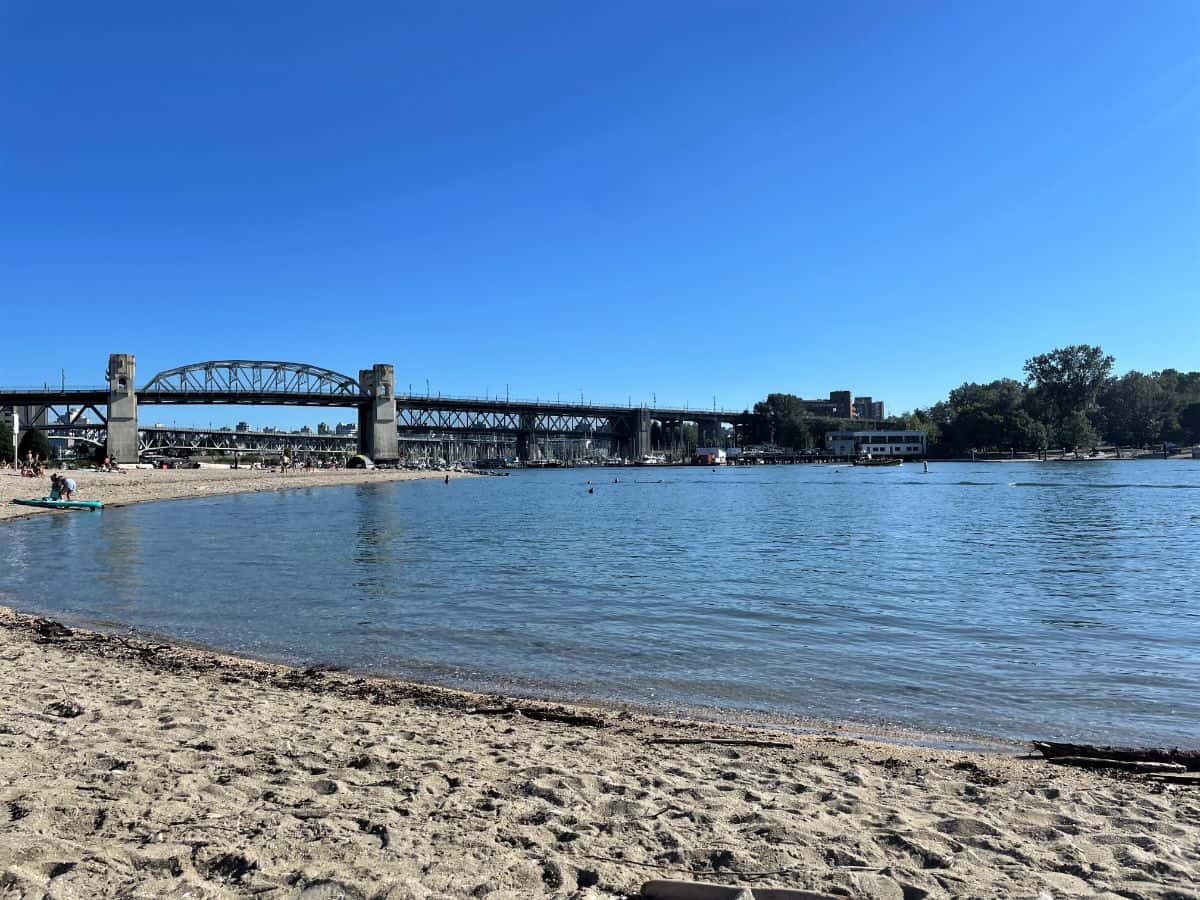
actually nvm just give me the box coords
[3,1,1197,427]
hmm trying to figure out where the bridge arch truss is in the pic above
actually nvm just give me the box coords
[140,361,362,404]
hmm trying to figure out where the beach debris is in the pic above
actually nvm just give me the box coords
[46,862,76,879]
[519,707,604,727]
[6,799,29,822]
[640,880,840,899]
[355,818,389,849]
[468,704,604,726]
[1045,756,1186,774]
[951,760,1005,786]
[33,618,72,640]
[647,737,792,749]
[312,779,339,795]
[1145,772,1200,785]
[296,879,367,900]
[44,698,83,718]
[196,851,257,884]
[1033,741,1200,771]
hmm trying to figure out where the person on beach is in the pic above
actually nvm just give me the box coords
[60,474,77,500]
[48,474,62,500]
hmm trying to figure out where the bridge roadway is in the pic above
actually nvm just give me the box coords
[1,356,752,463]
[0,385,746,421]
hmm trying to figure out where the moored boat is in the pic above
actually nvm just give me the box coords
[852,457,902,467]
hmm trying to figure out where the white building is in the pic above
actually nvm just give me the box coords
[826,430,926,458]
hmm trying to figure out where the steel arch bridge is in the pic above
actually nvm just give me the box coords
[139,360,362,406]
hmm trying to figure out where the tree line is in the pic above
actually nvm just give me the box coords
[743,345,1200,456]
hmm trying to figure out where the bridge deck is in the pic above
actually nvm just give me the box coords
[0,389,749,421]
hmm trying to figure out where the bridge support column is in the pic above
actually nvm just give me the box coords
[107,353,138,463]
[632,408,652,461]
[698,417,723,449]
[516,413,536,462]
[358,364,398,462]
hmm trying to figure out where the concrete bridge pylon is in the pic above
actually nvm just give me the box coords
[357,364,398,462]
[107,353,138,463]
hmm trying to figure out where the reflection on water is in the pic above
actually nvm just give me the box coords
[1,461,1198,744]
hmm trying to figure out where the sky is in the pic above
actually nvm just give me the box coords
[3,1,1198,428]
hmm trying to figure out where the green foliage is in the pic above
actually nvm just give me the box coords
[17,428,54,462]
[747,394,812,448]
[746,344,1198,458]
[1098,372,1169,446]
[1023,344,1114,449]
[1179,402,1200,444]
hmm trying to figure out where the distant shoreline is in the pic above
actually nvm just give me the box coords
[0,465,463,523]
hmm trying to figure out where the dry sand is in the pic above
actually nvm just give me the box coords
[0,466,464,522]
[0,609,1196,900]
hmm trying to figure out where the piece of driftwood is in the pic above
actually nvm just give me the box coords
[1044,756,1186,774]
[647,738,792,749]
[519,708,605,727]
[1033,741,1200,771]
[1146,772,1200,785]
[466,706,517,716]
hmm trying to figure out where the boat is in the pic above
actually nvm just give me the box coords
[636,454,667,466]
[12,497,104,511]
[852,457,902,467]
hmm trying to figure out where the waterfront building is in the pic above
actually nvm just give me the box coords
[826,430,926,458]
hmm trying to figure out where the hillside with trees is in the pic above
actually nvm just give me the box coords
[742,345,1200,457]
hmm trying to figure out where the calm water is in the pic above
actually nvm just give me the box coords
[3,462,1198,745]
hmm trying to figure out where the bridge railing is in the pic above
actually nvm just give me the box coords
[394,393,746,416]
[0,385,108,393]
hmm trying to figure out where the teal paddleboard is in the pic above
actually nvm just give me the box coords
[12,498,104,511]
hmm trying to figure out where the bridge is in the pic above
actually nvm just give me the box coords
[1,355,753,463]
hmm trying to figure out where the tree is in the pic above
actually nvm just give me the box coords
[1179,402,1200,444]
[1098,372,1169,446]
[750,394,815,449]
[18,428,54,462]
[1024,344,1114,449]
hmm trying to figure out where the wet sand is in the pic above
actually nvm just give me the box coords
[0,465,463,522]
[0,607,1196,899]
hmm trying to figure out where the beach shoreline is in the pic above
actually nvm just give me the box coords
[0,465,467,522]
[1,605,1195,898]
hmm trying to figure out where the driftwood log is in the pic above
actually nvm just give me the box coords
[1033,741,1200,772]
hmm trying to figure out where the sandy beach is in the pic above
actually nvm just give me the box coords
[0,607,1196,900]
[0,465,465,522]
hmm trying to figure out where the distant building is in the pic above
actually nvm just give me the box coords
[798,391,853,418]
[797,390,883,420]
[335,422,357,436]
[852,396,884,420]
[56,407,90,427]
[298,425,312,434]
[317,422,332,435]
[826,430,926,458]
[235,421,251,432]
